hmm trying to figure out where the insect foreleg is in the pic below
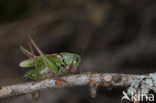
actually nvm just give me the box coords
[70,58,80,73]
[69,58,75,73]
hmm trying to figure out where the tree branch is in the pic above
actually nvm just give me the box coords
[0,72,146,98]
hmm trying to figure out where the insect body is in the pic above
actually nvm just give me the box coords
[19,38,81,80]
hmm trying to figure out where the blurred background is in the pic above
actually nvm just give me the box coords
[0,0,156,103]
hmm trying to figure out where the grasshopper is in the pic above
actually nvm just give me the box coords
[19,37,81,80]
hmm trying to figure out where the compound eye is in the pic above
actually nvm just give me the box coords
[75,58,80,62]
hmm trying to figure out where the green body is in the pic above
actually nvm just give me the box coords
[20,52,81,80]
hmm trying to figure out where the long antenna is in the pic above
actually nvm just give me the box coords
[80,32,94,58]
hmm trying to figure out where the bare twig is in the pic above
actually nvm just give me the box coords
[0,72,144,98]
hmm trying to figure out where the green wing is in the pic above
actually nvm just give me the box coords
[19,54,60,68]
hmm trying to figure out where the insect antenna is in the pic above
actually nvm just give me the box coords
[77,33,94,73]
[80,33,94,58]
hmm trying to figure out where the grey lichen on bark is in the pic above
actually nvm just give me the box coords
[127,72,156,95]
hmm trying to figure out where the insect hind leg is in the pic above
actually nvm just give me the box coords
[27,37,40,80]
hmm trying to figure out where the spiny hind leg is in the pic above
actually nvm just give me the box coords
[20,46,35,58]
[27,37,40,80]
[39,72,54,80]
[32,72,54,85]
